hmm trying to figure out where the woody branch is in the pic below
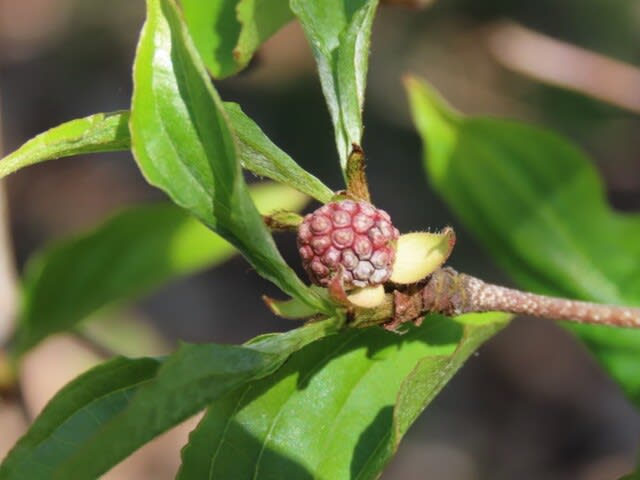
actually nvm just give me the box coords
[352,267,640,330]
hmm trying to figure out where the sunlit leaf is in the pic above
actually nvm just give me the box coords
[1,319,341,480]
[291,0,378,170]
[406,76,640,404]
[130,0,327,311]
[225,102,333,203]
[0,111,129,180]
[0,357,161,480]
[52,317,340,479]
[179,314,507,479]
[0,104,331,203]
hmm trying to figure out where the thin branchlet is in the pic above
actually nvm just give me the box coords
[351,267,640,330]
[453,272,640,327]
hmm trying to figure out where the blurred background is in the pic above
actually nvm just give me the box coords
[1,0,640,478]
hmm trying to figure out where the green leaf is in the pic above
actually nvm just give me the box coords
[406,76,640,405]
[290,0,379,170]
[0,357,162,480]
[0,102,331,202]
[0,319,339,479]
[49,317,340,479]
[181,0,293,79]
[264,295,319,319]
[0,111,129,180]
[225,102,334,203]
[178,314,507,479]
[11,183,307,357]
[131,0,326,311]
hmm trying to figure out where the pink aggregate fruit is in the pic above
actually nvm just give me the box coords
[297,200,399,288]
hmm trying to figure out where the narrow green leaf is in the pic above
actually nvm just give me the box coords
[406,76,640,404]
[0,357,162,480]
[291,0,378,170]
[264,296,319,319]
[51,317,340,479]
[225,102,334,203]
[11,183,306,357]
[178,314,507,479]
[131,0,326,311]
[181,0,293,79]
[0,111,129,180]
[0,103,332,202]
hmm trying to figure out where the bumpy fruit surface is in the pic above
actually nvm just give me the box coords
[297,200,399,288]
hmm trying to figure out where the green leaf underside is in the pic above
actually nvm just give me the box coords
[178,314,507,479]
[0,112,130,179]
[130,0,326,311]
[0,318,340,480]
[181,0,293,79]
[12,183,307,357]
[290,0,378,170]
[406,77,640,404]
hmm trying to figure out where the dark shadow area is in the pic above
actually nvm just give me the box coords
[350,405,394,478]
[202,418,315,479]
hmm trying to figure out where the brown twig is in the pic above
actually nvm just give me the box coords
[72,331,120,359]
[352,267,640,330]
[488,21,640,114]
